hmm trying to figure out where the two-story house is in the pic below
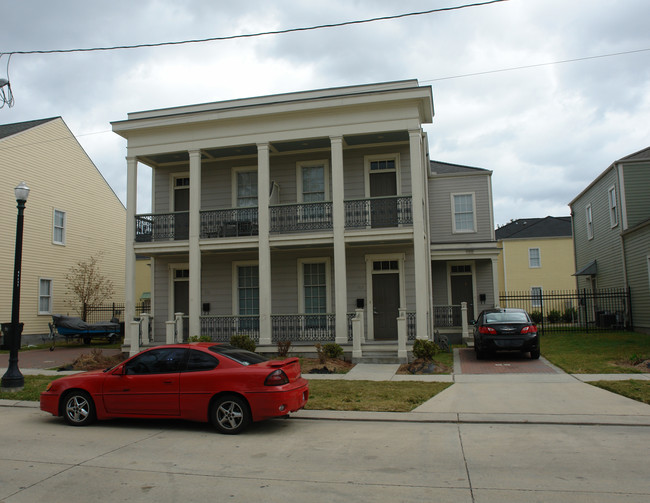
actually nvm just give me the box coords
[569,146,650,333]
[112,80,498,358]
[496,216,574,300]
[0,117,126,344]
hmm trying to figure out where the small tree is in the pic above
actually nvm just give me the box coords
[65,253,115,320]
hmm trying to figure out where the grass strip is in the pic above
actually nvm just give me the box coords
[0,375,62,402]
[589,380,650,405]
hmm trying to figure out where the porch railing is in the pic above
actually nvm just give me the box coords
[270,202,333,233]
[200,315,260,342]
[345,196,412,228]
[433,305,462,328]
[200,207,259,238]
[135,211,189,242]
[271,314,335,343]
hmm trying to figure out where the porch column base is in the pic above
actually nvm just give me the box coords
[461,302,473,346]
[129,321,140,356]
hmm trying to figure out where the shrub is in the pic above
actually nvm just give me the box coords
[547,310,562,323]
[529,311,543,324]
[314,343,326,364]
[189,335,211,342]
[562,307,577,323]
[277,340,292,358]
[230,334,256,352]
[412,339,440,361]
[322,343,344,359]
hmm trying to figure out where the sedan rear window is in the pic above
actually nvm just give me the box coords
[485,312,529,323]
[209,344,269,366]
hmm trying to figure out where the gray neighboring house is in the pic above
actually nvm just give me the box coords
[569,146,650,333]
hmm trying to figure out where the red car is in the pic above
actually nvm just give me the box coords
[40,343,309,434]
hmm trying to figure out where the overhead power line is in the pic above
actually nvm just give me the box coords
[3,0,509,56]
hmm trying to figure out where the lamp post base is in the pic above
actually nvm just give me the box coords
[1,376,25,392]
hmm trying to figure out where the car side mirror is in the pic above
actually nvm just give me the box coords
[111,364,125,376]
[470,320,476,325]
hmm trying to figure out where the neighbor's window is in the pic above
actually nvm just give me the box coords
[39,278,52,314]
[529,248,541,268]
[452,193,475,233]
[608,186,618,228]
[586,204,593,240]
[531,286,542,308]
[53,210,66,245]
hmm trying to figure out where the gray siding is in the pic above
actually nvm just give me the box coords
[571,168,625,290]
[475,260,496,310]
[428,174,493,243]
[622,162,650,229]
[623,225,650,331]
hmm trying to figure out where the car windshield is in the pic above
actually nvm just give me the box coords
[484,312,528,323]
[209,344,269,366]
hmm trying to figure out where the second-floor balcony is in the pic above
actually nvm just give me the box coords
[134,195,413,242]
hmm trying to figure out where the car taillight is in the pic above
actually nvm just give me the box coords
[478,326,497,334]
[265,369,289,386]
[520,325,537,334]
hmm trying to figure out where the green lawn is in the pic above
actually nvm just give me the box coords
[589,380,650,405]
[542,331,650,374]
[0,375,63,401]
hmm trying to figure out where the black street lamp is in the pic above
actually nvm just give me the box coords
[1,181,30,391]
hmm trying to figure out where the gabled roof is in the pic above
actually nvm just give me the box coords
[0,117,58,140]
[618,145,650,162]
[496,216,572,240]
[429,160,490,175]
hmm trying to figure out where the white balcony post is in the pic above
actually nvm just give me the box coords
[331,136,348,345]
[165,320,176,345]
[175,313,184,343]
[188,150,202,339]
[125,156,138,348]
[129,320,140,356]
[257,143,272,346]
[397,308,407,361]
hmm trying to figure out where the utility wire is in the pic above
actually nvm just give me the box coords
[3,0,509,56]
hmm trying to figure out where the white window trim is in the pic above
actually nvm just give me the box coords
[231,166,258,208]
[297,257,332,313]
[53,209,66,245]
[445,262,477,308]
[531,286,543,308]
[232,260,259,315]
[167,262,189,320]
[169,172,190,211]
[608,185,618,228]
[38,278,53,315]
[528,247,541,268]
[363,153,401,198]
[451,192,477,233]
[586,204,594,240]
[364,253,406,341]
[296,160,330,202]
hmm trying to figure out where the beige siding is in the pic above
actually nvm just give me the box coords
[0,118,125,336]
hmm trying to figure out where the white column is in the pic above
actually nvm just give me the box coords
[257,143,272,345]
[330,136,348,344]
[409,130,430,340]
[491,257,500,308]
[188,150,202,339]
[125,157,138,341]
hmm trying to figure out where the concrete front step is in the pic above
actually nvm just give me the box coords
[353,350,406,364]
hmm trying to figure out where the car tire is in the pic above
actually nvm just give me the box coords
[62,390,96,426]
[475,348,485,360]
[530,348,541,360]
[210,395,251,435]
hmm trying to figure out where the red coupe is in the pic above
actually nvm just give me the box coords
[40,343,309,434]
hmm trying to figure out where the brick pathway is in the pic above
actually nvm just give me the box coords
[458,348,559,374]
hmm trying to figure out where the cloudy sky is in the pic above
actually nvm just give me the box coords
[1,0,649,226]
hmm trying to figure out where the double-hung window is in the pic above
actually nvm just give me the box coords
[39,279,53,314]
[299,259,330,330]
[586,204,594,240]
[235,169,258,208]
[53,210,66,245]
[531,286,543,308]
[297,161,329,226]
[529,248,541,268]
[452,193,476,233]
[237,264,259,332]
[608,186,618,228]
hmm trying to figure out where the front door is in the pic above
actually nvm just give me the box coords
[173,272,189,341]
[174,177,189,240]
[372,273,400,340]
[451,274,474,321]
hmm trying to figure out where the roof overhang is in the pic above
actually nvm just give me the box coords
[573,260,597,276]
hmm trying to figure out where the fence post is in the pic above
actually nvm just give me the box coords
[140,313,151,345]
[539,291,544,336]
[165,320,175,345]
[397,308,407,362]
[352,308,363,360]
[175,313,184,343]
[461,302,470,345]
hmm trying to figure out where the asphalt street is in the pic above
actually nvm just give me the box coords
[0,405,648,502]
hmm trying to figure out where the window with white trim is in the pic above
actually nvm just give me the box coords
[53,209,66,245]
[586,204,593,240]
[529,248,541,268]
[608,186,618,228]
[531,286,542,308]
[39,278,53,314]
[297,161,329,202]
[234,169,258,207]
[452,193,476,233]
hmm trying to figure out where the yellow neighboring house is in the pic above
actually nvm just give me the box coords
[496,216,574,298]
[0,118,125,342]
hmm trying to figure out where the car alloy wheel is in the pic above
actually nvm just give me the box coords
[211,395,251,434]
[63,390,96,426]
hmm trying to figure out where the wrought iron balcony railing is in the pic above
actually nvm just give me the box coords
[200,207,259,238]
[271,314,335,342]
[135,211,189,242]
[345,195,413,229]
[200,315,260,342]
[270,201,333,233]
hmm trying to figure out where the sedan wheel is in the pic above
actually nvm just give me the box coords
[63,391,96,426]
[210,395,251,434]
[530,348,541,359]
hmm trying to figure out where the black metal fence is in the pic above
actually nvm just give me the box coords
[85,302,148,324]
[499,288,632,334]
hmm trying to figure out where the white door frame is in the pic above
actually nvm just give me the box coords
[365,253,406,341]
